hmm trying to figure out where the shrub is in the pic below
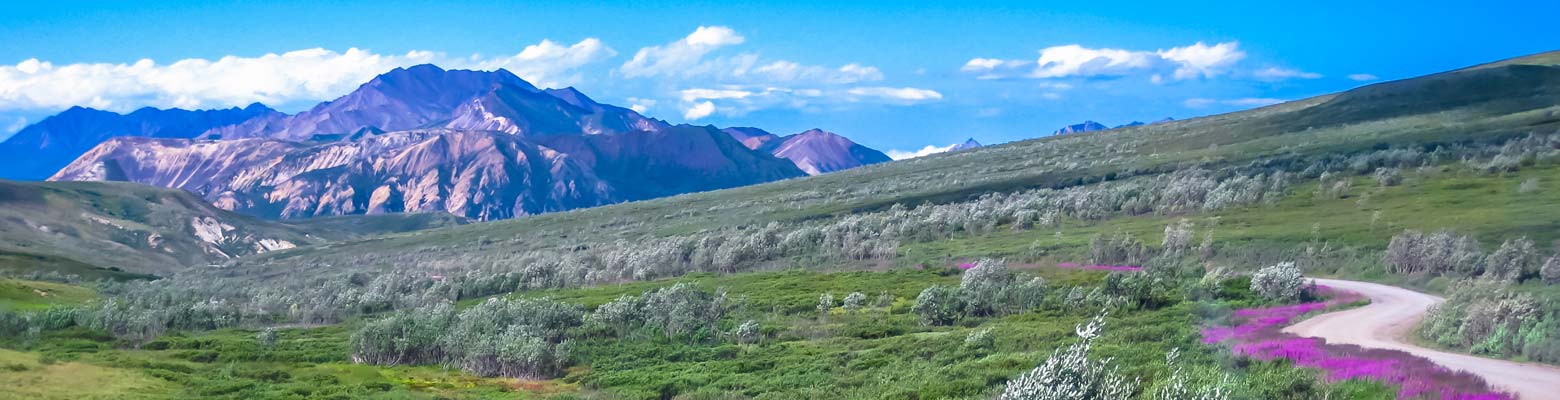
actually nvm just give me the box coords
[1383,230,1484,276]
[1162,219,1195,256]
[996,312,1137,400]
[817,292,834,315]
[1481,237,1537,282]
[873,291,895,308]
[350,298,582,378]
[961,259,1018,317]
[1420,280,1550,360]
[912,285,963,326]
[1518,178,1540,193]
[639,283,730,339]
[1373,167,1402,187]
[1250,262,1305,301]
[964,328,995,352]
[1153,348,1230,400]
[733,320,760,344]
[586,295,641,336]
[255,328,277,351]
[842,292,866,313]
[1542,254,1560,284]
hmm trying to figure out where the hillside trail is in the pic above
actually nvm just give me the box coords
[1283,278,1560,399]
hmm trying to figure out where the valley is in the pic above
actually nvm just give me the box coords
[0,29,1556,400]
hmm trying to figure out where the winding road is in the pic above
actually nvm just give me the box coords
[1283,278,1560,399]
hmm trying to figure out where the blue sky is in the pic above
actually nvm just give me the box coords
[2,1,1555,157]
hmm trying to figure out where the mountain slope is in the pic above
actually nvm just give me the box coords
[721,127,781,149]
[202,65,671,141]
[50,66,810,221]
[720,127,892,175]
[0,104,275,180]
[441,83,669,135]
[202,65,533,141]
[0,180,318,276]
[763,129,893,175]
[534,125,806,198]
[53,127,804,220]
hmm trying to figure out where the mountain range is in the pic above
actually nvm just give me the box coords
[1051,118,1176,135]
[720,127,892,175]
[8,65,896,221]
[0,104,275,180]
[1051,120,1109,135]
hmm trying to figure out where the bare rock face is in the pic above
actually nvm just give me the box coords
[442,84,669,136]
[54,130,621,220]
[46,65,828,221]
[54,127,803,221]
[721,127,781,150]
[722,128,892,175]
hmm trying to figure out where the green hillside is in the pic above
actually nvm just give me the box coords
[0,180,468,278]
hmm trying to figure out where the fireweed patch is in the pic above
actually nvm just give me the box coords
[1055,262,1145,272]
[1201,286,1513,399]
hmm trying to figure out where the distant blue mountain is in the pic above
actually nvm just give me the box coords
[1115,117,1176,128]
[951,138,983,151]
[0,103,275,180]
[1052,121,1109,135]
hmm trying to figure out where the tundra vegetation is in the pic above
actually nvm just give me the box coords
[2,54,1559,398]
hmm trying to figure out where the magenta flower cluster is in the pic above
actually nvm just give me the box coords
[1054,262,1144,272]
[1201,286,1512,399]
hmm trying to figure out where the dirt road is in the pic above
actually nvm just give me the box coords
[1283,278,1560,399]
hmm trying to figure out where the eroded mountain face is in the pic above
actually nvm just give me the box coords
[42,65,912,220]
[720,127,893,175]
[54,126,805,221]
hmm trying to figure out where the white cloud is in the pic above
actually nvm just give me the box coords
[962,41,1247,81]
[625,97,656,113]
[470,38,616,88]
[671,85,940,119]
[679,88,755,102]
[0,39,614,112]
[683,101,716,120]
[1348,73,1380,81]
[886,143,959,160]
[1225,97,1286,107]
[846,87,943,103]
[751,61,883,84]
[961,58,1033,79]
[620,26,745,79]
[620,26,884,86]
[1035,45,1158,78]
[1184,97,1285,108]
[1183,98,1217,108]
[4,116,26,133]
[1156,42,1246,80]
[1253,66,1322,81]
[620,26,921,116]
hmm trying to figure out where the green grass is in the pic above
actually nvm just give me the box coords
[2,268,1393,399]
[0,347,176,399]
[6,326,547,400]
[0,279,95,311]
